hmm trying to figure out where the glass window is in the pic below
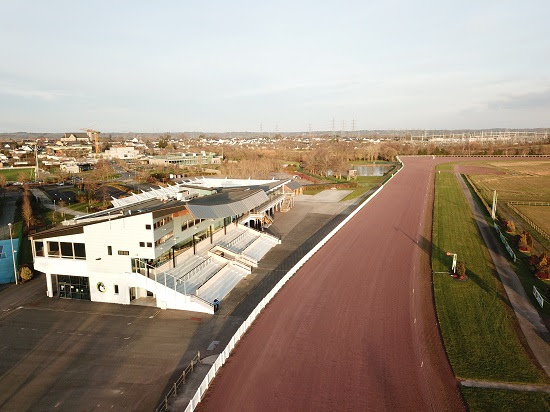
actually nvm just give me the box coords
[35,241,44,257]
[118,250,129,255]
[114,285,119,294]
[107,246,112,255]
[48,241,60,257]
[60,242,73,258]
[74,243,86,259]
[139,242,145,247]
[147,242,152,247]
[145,224,151,230]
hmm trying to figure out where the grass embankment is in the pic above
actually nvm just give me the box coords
[0,168,35,182]
[432,164,548,385]
[461,387,550,411]
[340,176,383,201]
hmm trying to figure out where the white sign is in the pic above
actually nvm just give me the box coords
[533,286,544,308]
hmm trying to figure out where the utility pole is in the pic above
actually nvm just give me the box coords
[332,118,335,138]
[34,139,39,182]
[351,119,356,137]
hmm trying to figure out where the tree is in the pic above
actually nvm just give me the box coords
[456,261,467,278]
[21,189,34,229]
[518,232,529,251]
[17,171,27,184]
[537,252,549,272]
[157,138,168,149]
[58,199,66,215]
[0,174,6,197]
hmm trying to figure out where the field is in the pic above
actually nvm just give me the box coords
[515,205,550,235]
[0,167,35,182]
[467,160,550,202]
[432,164,548,386]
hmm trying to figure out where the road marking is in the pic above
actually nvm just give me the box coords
[207,341,220,351]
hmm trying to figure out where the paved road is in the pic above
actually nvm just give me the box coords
[198,157,463,411]
[456,168,550,377]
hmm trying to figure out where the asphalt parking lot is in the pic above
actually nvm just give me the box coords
[42,185,78,204]
[0,277,226,411]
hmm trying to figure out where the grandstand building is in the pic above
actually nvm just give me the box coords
[30,178,300,313]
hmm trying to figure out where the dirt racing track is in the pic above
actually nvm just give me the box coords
[198,157,464,411]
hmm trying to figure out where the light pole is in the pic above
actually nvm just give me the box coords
[8,223,17,285]
[172,236,179,268]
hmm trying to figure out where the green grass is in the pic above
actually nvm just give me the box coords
[432,164,548,383]
[303,187,325,196]
[461,387,550,412]
[0,168,35,182]
[67,202,90,213]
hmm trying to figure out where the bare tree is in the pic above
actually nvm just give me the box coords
[21,189,34,229]
[17,171,27,184]
[0,174,6,197]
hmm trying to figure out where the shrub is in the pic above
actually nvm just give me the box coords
[505,220,515,233]
[537,252,549,272]
[456,261,467,277]
[518,232,529,251]
[19,266,33,283]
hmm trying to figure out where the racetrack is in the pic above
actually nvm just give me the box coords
[198,157,463,411]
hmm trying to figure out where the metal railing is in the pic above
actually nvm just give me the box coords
[177,257,212,283]
[154,351,202,412]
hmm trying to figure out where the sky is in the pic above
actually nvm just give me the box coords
[1,0,549,132]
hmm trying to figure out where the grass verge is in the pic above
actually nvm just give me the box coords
[432,164,547,383]
[461,387,550,412]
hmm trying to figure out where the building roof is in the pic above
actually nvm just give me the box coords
[186,189,268,219]
[285,180,303,191]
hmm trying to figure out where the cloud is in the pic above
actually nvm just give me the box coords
[0,82,80,101]
[488,88,550,110]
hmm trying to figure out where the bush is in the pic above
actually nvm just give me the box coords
[456,261,467,277]
[505,220,515,233]
[19,266,33,283]
[518,232,529,251]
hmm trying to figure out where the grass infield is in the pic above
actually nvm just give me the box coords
[432,164,547,384]
[0,167,35,182]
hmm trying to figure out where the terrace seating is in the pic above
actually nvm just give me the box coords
[242,236,279,262]
[197,264,249,303]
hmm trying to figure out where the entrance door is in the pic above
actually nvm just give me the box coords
[129,287,136,301]
[59,282,69,298]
